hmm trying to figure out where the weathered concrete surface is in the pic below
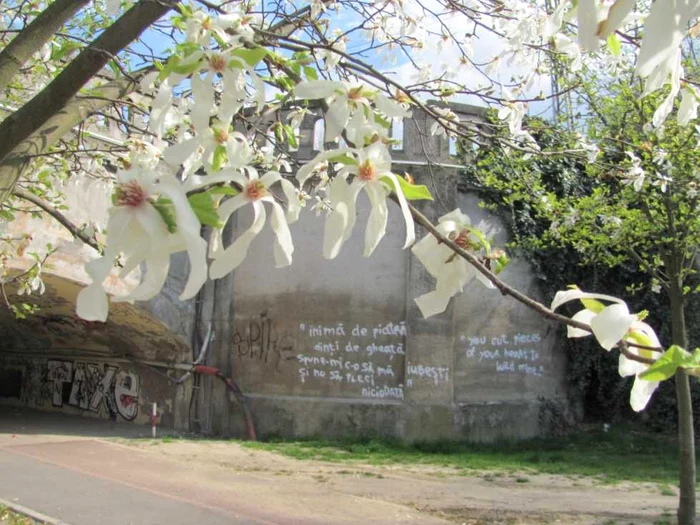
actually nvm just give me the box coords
[201,106,569,442]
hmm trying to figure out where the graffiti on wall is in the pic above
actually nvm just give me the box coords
[46,360,140,420]
[233,317,296,370]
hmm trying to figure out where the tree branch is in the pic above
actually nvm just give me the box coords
[11,188,102,253]
[0,0,90,93]
[394,195,662,363]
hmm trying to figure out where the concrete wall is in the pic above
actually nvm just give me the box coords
[199,105,570,442]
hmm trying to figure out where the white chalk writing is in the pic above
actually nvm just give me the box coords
[296,321,407,400]
[462,332,545,377]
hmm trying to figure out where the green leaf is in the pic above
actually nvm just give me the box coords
[581,298,605,313]
[640,345,693,382]
[153,197,178,234]
[380,175,433,201]
[303,66,318,81]
[469,228,492,252]
[208,186,239,196]
[626,330,653,350]
[212,145,228,172]
[330,155,358,166]
[170,59,202,77]
[607,33,622,56]
[285,125,299,149]
[188,192,223,228]
[494,254,510,274]
[232,47,269,67]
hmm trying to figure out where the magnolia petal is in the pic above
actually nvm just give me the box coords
[210,200,266,279]
[191,74,215,135]
[551,288,625,312]
[117,250,171,303]
[577,0,601,51]
[296,148,353,185]
[211,193,248,258]
[415,290,452,318]
[363,182,389,257]
[259,171,281,188]
[183,168,246,192]
[590,303,636,351]
[597,0,635,39]
[267,200,294,268]
[568,309,596,338]
[279,179,302,223]
[678,86,699,126]
[323,176,352,259]
[542,0,568,38]
[117,205,170,302]
[344,178,363,242]
[382,173,415,249]
[157,176,208,300]
[629,376,659,412]
[619,352,647,378]
[651,50,683,128]
[628,321,661,349]
[84,207,135,284]
[636,0,699,78]
[76,283,109,322]
[148,80,174,138]
[375,95,411,119]
[412,234,450,278]
[163,138,199,168]
[325,99,351,142]
[295,80,345,100]
[439,209,470,226]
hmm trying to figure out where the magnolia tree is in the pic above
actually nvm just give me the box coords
[1,0,699,522]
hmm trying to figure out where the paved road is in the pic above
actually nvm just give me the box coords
[0,448,253,525]
[0,407,446,525]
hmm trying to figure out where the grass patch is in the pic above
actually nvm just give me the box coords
[239,425,690,484]
[0,505,38,525]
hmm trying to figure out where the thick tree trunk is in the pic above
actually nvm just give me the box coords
[0,0,90,93]
[669,281,696,525]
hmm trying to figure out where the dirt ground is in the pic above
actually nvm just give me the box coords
[118,438,681,525]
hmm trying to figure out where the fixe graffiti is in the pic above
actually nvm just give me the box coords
[46,360,140,420]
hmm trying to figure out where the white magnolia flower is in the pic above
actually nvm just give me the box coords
[412,209,495,318]
[295,80,373,142]
[186,11,248,47]
[76,169,207,322]
[125,138,162,170]
[550,287,661,411]
[163,123,253,182]
[553,34,583,72]
[678,85,700,126]
[622,151,645,191]
[429,107,459,137]
[179,49,260,134]
[322,142,415,259]
[209,170,300,279]
[317,35,347,70]
[498,101,527,136]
